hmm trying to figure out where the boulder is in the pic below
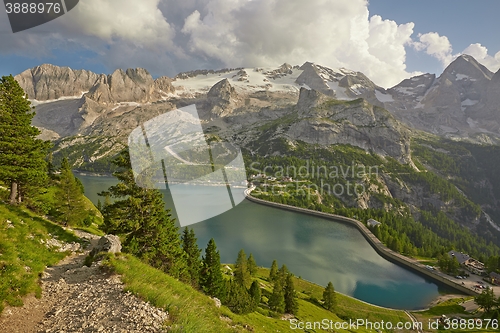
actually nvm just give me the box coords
[90,235,122,256]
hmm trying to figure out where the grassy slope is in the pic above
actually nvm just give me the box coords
[107,254,412,333]
[107,253,237,333]
[0,202,80,313]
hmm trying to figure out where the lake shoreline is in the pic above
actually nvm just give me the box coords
[76,176,455,310]
[244,189,478,301]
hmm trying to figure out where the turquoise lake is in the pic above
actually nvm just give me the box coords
[77,175,452,310]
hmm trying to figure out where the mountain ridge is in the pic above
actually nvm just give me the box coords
[14,54,500,145]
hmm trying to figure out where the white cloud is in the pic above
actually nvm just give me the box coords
[179,0,418,87]
[66,0,175,50]
[3,0,499,87]
[413,32,454,66]
[412,32,500,74]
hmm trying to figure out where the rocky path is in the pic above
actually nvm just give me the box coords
[0,231,169,332]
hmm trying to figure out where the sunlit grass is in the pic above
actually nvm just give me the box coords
[0,202,80,313]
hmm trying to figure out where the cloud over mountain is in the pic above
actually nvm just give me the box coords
[0,0,499,87]
[414,32,500,73]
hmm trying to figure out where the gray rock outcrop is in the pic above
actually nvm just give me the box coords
[386,54,500,142]
[15,64,101,100]
[90,235,122,256]
[291,88,412,162]
[207,78,239,117]
[295,62,332,95]
[86,68,159,103]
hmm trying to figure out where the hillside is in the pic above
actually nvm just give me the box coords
[107,254,412,333]
[0,202,81,313]
[0,200,416,333]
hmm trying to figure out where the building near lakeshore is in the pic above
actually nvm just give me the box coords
[448,251,485,275]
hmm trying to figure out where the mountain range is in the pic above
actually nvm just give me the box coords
[15,55,500,145]
[11,56,500,248]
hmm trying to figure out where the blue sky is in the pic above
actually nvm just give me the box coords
[369,0,500,75]
[0,0,499,88]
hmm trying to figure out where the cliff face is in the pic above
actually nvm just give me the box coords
[15,65,176,104]
[15,65,176,139]
[15,64,101,100]
[385,55,500,143]
[86,68,159,104]
[290,88,412,163]
[206,78,240,117]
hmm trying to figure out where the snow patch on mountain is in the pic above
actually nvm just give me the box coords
[375,90,394,103]
[461,99,479,111]
[326,81,351,100]
[30,92,88,106]
[456,73,470,80]
[393,86,416,95]
[171,67,304,95]
[349,84,364,95]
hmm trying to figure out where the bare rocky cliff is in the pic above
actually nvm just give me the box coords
[386,55,500,143]
[290,88,412,163]
[15,64,101,101]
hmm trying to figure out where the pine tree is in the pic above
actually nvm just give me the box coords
[182,227,202,288]
[269,260,278,283]
[323,281,336,311]
[268,280,285,314]
[247,253,257,276]
[277,264,289,286]
[284,273,298,314]
[102,150,187,279]
[47,151,55,176]
[224,279,254,314]
[249,280,261,309]
[234,249,251,286]
[200,238,225,298]
[0,75,50,204]
[57,157,86,226]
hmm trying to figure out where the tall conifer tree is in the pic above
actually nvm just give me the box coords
[323,281,336,311]
[102,150,187,279]
[234,249,250,286]
[249,280,261,310]
[182,227,202,287]
[247,253,257,276]
[268,280,285,313]
[284,273,298,314]
[0,75,50,204]
[269,260,279,283]
[58,157,85,225]
[200,238,225,298]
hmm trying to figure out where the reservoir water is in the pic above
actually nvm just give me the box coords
[77,175,450,310]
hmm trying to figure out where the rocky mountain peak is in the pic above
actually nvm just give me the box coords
[14,64,100,101]
[154,76,175,94]
[81,67,162,104]
[296,87,332,114]
[207,78,236,101]
[290,87,411,163]
[207,79,239,117]
[339,72,377,92]
[442,54,493,81]
[295,62,332,95]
